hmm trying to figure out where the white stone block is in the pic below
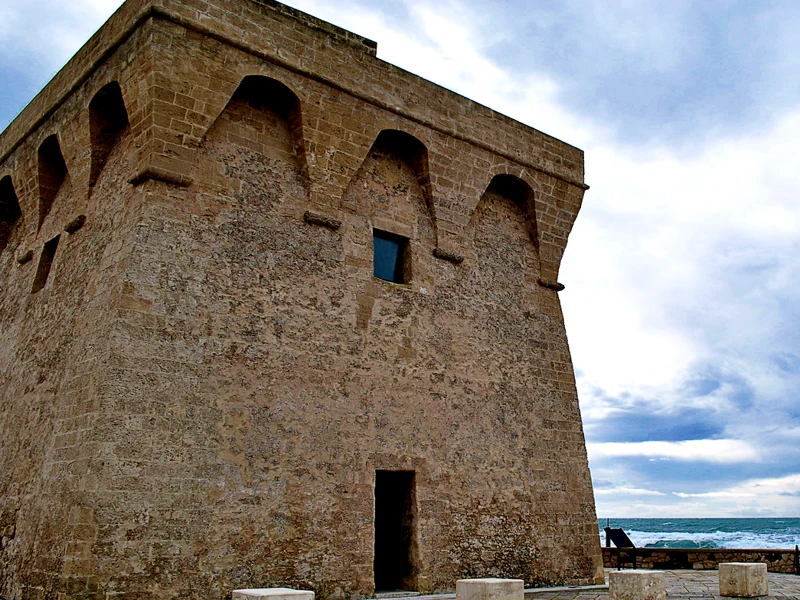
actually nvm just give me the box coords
[608,570,666,600]
[719,562,768,597]
[456,578,524,600]
[232,588,315,600]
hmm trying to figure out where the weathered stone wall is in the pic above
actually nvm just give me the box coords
[0,1,603,598]
[0,20,154,600]
[602,547,800,574]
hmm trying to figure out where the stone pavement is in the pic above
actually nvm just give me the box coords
[522,569,800,600]
[391,570,800,600]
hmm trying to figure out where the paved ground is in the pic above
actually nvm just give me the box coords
[388,570,800,600]
[523,569,800,600]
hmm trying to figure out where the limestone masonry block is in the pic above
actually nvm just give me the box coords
[719,562,769,597]
[233,588,315,600]
[456,578,524,600]
[608,571,666,600]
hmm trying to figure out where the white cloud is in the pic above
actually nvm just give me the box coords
[595,487,666,497]
[700,473,800,497]
[673,491,753,499]
[665,473,800,516]
[587,440,760,463]
[564,109,800,399]
[283,0,599,146]
[0,0,124,66]
[560,0,693,72]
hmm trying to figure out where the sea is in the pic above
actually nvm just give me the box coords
[598,518,800,549]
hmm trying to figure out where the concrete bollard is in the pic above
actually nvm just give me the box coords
[608,570,666,600]
[232,589,315,600]
[719,562,768,597]
[456,578,524,600]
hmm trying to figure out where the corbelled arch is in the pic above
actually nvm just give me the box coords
[36,134,68,231]
[88,81,130,189]
[476,163,580,285]
[467,173,542,283]
[0,175,22,254]
[468,162,545,237]
[197,74,309,190]
[479,174,539,253]
[340,128,438,289]
[341,129,436,230]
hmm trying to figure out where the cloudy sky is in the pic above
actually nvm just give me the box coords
[3,0,800,518]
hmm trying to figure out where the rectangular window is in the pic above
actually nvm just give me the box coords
[373,229,407,284]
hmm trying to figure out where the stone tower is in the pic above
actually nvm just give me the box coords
[0,0,604,598]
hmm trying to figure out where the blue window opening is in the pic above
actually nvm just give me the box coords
[373,230,407,283]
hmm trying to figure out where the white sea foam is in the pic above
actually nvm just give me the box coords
[622,529,798,549]
[599,518,800,549]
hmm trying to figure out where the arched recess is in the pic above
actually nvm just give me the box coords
[468,174,540,289]
[199,75,309,192]
[89,81,129,189]
[0,176,22,254]
[37,134,68,230]
[342,129,436,225]
[341,130,437,279]
[342,129,435,214]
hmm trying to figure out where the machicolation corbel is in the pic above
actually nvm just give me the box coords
[64,215,86,234]
[303,211,341,230]
[129,166,193,188]
[433,248,464,264]
[537,278,565,292]
[16,250,32,265]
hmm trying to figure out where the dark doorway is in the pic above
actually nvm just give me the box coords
[374,470,417,592]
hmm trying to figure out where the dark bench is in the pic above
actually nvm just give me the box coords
[605,527,637,569]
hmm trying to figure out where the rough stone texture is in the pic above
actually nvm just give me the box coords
[0,0,602,598]
[719,563,769,598]
[232,588,315,600]
[457,578,524,600]
[602,548,799,574]
[524,569,800,600]
[608,572,666,600]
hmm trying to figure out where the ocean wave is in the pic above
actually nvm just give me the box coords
[609,528,799,549]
